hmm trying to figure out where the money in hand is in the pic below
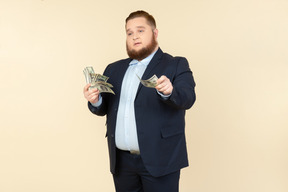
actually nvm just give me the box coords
[137,74,158,88]
[83,66,115,95]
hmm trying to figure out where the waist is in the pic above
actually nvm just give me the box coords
[117,148,140,155]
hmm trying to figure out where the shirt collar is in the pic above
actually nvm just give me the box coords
[129,49,158,66]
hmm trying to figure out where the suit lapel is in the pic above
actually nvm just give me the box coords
[136,48,163,95]
[115,59,132,94]
[118,60,131,80]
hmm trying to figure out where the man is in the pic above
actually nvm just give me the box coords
[83,10,196,192]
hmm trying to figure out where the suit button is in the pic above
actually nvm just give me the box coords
[111,134,114,138]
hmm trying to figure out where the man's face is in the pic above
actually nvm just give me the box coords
[126,17,158,61]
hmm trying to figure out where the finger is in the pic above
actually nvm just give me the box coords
[158,80,173,94]
[83,84,91,92]
[156,77,170,89]
[156,82,165,90]
[89,94,97,101]
[158,83,169,92]
[156,75,166,85]
[89,91,100,103]
[164,87,173,95]
[88,89,99,98]
[88,91,98,99]
[162,87,173,95]
[88,87,99,94]
[84,88,99,100]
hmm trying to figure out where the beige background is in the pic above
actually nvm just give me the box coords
[0,0,287,191]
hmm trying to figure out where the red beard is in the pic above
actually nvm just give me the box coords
[126,35,158,61]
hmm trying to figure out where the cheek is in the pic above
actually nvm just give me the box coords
[143,35,153,44]
[126,39,133,46]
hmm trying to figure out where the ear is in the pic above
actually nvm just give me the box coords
[153,29,158,39]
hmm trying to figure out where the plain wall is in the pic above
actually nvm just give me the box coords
[0,0,287,191]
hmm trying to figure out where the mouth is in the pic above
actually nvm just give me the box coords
[134,42,142,46]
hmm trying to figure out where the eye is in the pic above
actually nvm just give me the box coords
[127,32,133,36]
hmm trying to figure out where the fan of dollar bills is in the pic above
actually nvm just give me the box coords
[136,74,158,88]
[83,66,115,95]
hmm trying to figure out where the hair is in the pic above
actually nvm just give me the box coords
[125,10,156,29]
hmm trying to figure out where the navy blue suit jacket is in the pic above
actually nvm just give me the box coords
[88,48,196,177]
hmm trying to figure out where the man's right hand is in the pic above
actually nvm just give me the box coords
[83,84,100,104]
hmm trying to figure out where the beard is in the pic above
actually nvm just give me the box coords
[126,35,158,61]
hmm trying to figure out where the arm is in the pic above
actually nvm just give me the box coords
[156,57,196,110]
[83,84,106,116]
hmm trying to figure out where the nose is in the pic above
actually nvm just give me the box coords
[133,33,139,40]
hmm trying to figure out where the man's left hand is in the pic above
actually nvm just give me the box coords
[155,75,173,95]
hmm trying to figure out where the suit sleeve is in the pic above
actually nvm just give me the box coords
[88,99,107,116]
[163,57,196,110]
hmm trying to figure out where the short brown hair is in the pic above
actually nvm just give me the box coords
[126,10,156,29]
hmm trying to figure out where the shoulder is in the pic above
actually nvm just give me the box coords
[158,48,187,61]
[107,58,131,68]
[161,51,189,65]
[103,58,131,74]
[159,51,191,74]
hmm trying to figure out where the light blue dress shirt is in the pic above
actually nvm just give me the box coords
[115,51,156,152]
[91,50,170,152]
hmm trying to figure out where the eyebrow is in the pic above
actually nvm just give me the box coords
[126,26,146,32]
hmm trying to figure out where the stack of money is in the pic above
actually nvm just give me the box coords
[83,66,115,95]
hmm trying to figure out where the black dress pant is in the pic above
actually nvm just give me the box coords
[113,149,180,192]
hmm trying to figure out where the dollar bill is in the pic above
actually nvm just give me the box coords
[83,67,93,84]
[137,74,158,88]
[90,74,112,87]
[90,84,115,95]
[94,74,109,82]
[83,66,115,95]
[91,80,113,88]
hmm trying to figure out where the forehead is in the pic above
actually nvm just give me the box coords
[126,17,150,30]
